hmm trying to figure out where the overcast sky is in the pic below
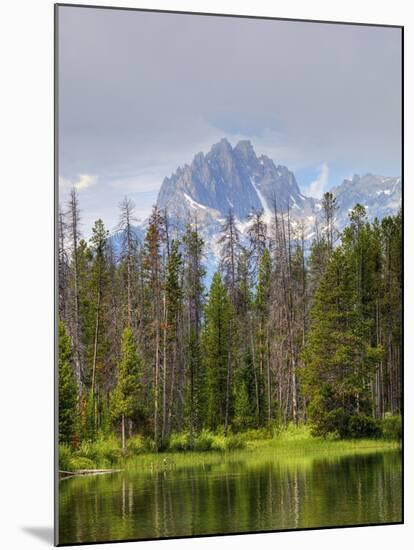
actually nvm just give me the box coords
[58,5,402,233]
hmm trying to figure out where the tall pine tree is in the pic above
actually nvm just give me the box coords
[202,273,233,430]
[59,322,78,445]
[110,327,142,450]
[301,247,383,437]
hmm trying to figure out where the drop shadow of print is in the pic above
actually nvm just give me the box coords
[22,526,54,545]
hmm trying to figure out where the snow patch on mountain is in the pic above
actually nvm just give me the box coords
[184,193,208,210]
[251,177,272,223]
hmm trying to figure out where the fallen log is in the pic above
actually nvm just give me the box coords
[59,468,122,479]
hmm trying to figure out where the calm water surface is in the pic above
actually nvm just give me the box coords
[59,449,402,544]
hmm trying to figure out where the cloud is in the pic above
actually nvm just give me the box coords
[76,173,98,190]
[57,6,401,229]
[58,8,401,184]
[305,163,329,198]
[59,173,98,191]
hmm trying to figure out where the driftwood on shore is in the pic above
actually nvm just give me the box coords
[59,468,122,479]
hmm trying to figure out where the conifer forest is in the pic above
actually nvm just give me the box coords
[58,190,402,454]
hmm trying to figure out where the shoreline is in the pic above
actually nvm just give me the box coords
[59,431,401,474]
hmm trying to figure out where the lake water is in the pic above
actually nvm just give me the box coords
[58,449,402,544]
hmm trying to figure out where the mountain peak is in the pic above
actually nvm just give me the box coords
[235,139,253,151]
[193,151,205,166]
[156,140,401,246]
[210,137,233,154]
[157,138,313,224]
[234,140,257,163]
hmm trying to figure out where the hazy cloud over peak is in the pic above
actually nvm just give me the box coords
[305,163,330,198]
[57,6,401,230]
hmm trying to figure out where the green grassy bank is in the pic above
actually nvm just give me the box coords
[59,416,401,472]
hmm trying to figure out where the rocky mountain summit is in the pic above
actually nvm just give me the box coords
[157,138,317,229]
[330,173,401,229]
[108,139,402,278]
[156,138,400,239]
[150,138,400,276]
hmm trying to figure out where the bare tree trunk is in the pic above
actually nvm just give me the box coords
[91,289,101,402]
[127,251,132,327]
[167,343,177,438]
[266,358,271,424]
[154,318,160,449]
[250,328,260,425]
[58,207,68,322]
[224,349,232,435]
[121,414,125,451]
[69,188,82,386]
[291,356,297,423]
[117,197,139,328]
[162,292,167,443]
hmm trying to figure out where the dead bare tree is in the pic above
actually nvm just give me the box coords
[116,197,139,328]
[67,187,83,386]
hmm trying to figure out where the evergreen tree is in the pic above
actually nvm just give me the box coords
[72,239,96,439]
[380,212,402,414]
[308,236,331,299]
[321,191,339,249]
[88,220,110,435]
[143,206,165,450]
[59,321,78,445]
[162,239,183,440]
[307,192,338,299]
[110,327,142,450]
[182,223,205,440]
[233,348,256,431]
[301,247,383,437]
[218,210,243,306]
[255,248,271,424]
[202,273,233,429]
[185,329,205,439]
[182,223,205,337]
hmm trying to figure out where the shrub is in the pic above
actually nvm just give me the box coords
[75,441,95,460]
[59,443,72,471]
[127,434,154,455]
[196,431,246,451]
[345,414,381,439]
[162,430,247,453]
[381,415,402,440]
[210,433,226,452]
[309,407,348,438]
[68,456,96,470]
[96,436,123,463]
[168,432,190,452]
[310,409,381,439]
[194,430,214,451]
[225,434,246,450]
[310,409,384,440]
[76,435,122,465]
[144,437,156,452]
[278,422,312,441]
